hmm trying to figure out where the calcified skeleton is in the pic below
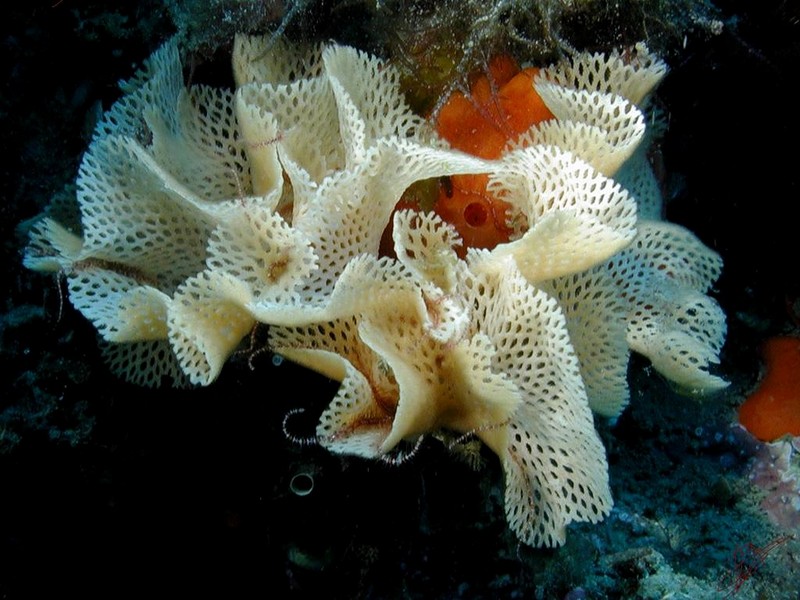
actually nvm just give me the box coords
[24,35,726,547]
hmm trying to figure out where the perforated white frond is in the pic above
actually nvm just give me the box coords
[542,270,631,417]
[539,43,668,106]
[23,218,83,273]
[23,35,725,550]
[147,86,252,202]
[530,84,646,176]
[628,220,723,292]
[392,209,462,293]
[616,143,664,219]
[233,35,325,87]
[96,40,183,142]
[462,261,612,547]
[601,221,727,391]
[322,44,428,160]
[481,145,638,281]
[170,270,256,385]
[77,136,216,291]
[101,339,191,388]
[272,316,400,458]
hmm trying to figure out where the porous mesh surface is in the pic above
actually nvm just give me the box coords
[95,41,183,143]
[533,44,667,220]
[391,211,472,344]
[273,315,401,457]
[543,271,631,417]
[357,295,457,448]
[67,268,165,341]
[530,84,645,176]
[170,270,256,385]
[615,144,664,219]
[237,77,342,189]
[261,253,418,337]
[101,339,190,388]
[23,218,83,273]
[629,220,723,291]
[77,136,213,292]
[323,254,418,316]
[165,200,318,383]
[504,418,610,547]
[23,35,727,548]
[148,86,251,202]
[62,39,274,385]
[205,203,317,306]
[462,263,612,547]
[322,45,428,156]
[353,251,520,453]
[499,146,637,226]
[233,95,282,196]
[539,43,668,106]
[110,287,172,341]
[233,36,325,87]
[295,140,486,299]
[392,210,462,293]
[602,221,727,390]
[628,288,727,391]
[292,146,393,297]
[369,318,520,453]
[483,145,638,281]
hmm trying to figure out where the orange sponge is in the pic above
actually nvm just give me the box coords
[434,174,513,254]
[738,336,800,441]
[435,56,554,160]
[433,55,554,255]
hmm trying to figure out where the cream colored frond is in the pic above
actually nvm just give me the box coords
[23,218,84,273]
[169,270,256,385]
[528,84,646,176]
[233,35,324,87]
[539,43,668,106]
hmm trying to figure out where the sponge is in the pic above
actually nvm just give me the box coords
[738,336,800,441]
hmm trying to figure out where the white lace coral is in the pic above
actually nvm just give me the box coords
[24,35,726,547]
